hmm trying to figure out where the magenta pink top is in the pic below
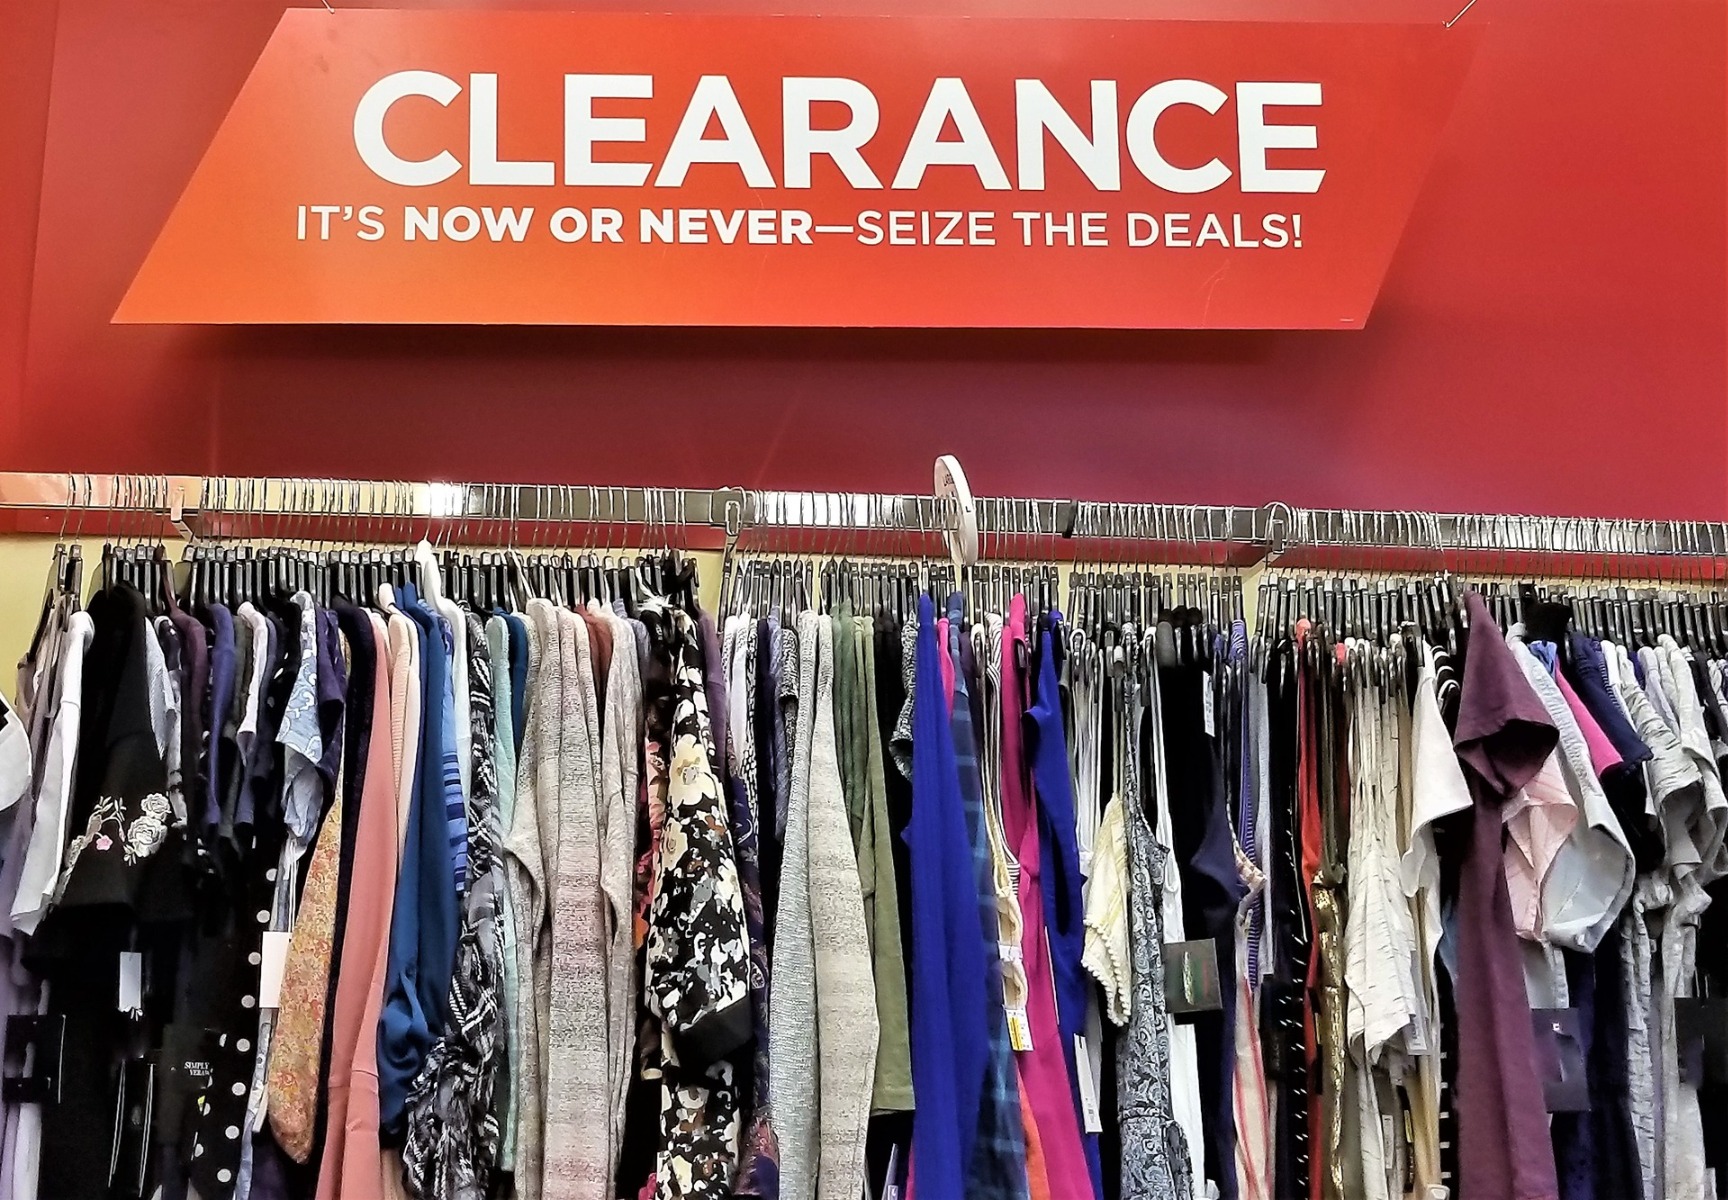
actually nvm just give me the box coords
[1553,665,1624,776]
[1000,597,1091,1196]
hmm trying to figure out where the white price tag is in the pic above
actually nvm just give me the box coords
[1202,670,1215,737]
[118,952,143,1013]
[258,931,292,1009]
[1075,1035,1103,1133]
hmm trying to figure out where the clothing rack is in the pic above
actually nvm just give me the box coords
[1,470,1724,568]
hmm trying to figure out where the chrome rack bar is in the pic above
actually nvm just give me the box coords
[2,472,1725,564]
[1287,507,1728,561]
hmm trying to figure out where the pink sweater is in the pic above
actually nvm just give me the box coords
[315,611,411,1200]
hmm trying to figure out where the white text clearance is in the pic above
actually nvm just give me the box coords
[353,73,1326,195]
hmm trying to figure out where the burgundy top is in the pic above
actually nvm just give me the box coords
[1451,592,1562,1200]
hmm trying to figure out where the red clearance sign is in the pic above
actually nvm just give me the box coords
[115,10,1479,329]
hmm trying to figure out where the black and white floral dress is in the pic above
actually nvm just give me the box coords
[640,602,753,1200]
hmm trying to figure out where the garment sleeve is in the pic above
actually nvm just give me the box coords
[1451,593,1558,798]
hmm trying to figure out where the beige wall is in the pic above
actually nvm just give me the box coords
[1,535,108,703]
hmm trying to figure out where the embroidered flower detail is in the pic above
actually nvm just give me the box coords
[95,835,113,851]
[124,793,173,862]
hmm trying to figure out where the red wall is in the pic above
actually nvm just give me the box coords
[3,0,1725,518]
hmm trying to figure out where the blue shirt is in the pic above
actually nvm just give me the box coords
[1027,614,1102,1200]
[504,611,529,757]
[907,597,991,1200]
[378,584,459,1133]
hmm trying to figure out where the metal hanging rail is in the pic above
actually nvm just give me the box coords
[0,471,1724,564]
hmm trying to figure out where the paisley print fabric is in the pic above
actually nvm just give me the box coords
[1118,659,1189,1200]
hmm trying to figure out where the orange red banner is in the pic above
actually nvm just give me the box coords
[116,10,1478,328]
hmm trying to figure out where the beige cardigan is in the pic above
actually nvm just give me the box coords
[808,615,879,1200]
[596,604,643,1176]
[504,602,553,1200]
[770,613,880,1200]
[540,607,612,1198]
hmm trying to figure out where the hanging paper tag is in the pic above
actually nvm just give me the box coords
[883,1145,904,1200]
[1398,1086,1416,1194]
[258,931,292,1009]
[1202,671,1215,737]
[1074,1035,1104,1133]
[1530,1007,1589,1111]
[1006,1008,1034,1052]
[118,952,143,1014]
[1163,939,1223,1015]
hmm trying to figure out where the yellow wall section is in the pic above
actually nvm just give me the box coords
[1,536,106,703]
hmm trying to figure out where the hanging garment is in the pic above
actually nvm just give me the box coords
[505,599,554,1200]
[379,583,461,1138]
[1082,797,1131,1026]
[724,614,780,1200]
[1115,634,1188,1200]
[10,611,94,936]
[266,609,353,1164]
[852,613,913,1119]
[945,600,1031,1200]
[1233,651,1273,1200]
[1231,842,1271,1200]
[806,613,879,1200]
[1144,633,1211,1200]
[599,602,646,1188]
[1506,632,1631,951]
[401,611,507,1200]
[539,603,612,1198]
[265,715,346,1162]
[485,613,522,1175]
[1342,674,1419,1200]
[35,586,178,1195]
[641,601,752,1200]
[906,596,991,1200]
[1400,642,1469,1200]
[1000,597,1092,1199]
[316,609,401,1200]
[1027,613,1102,1200]
[1450,592,1563,1200]
[770,613,820,1200]
[1161,649,1248,1200]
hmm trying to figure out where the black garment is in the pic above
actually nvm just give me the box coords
[873,620,914,963]
[34,584,178,1199]
[1159,659,1247,1200]
[1579,925,1642,1199]
[1259,643,1311,1200]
